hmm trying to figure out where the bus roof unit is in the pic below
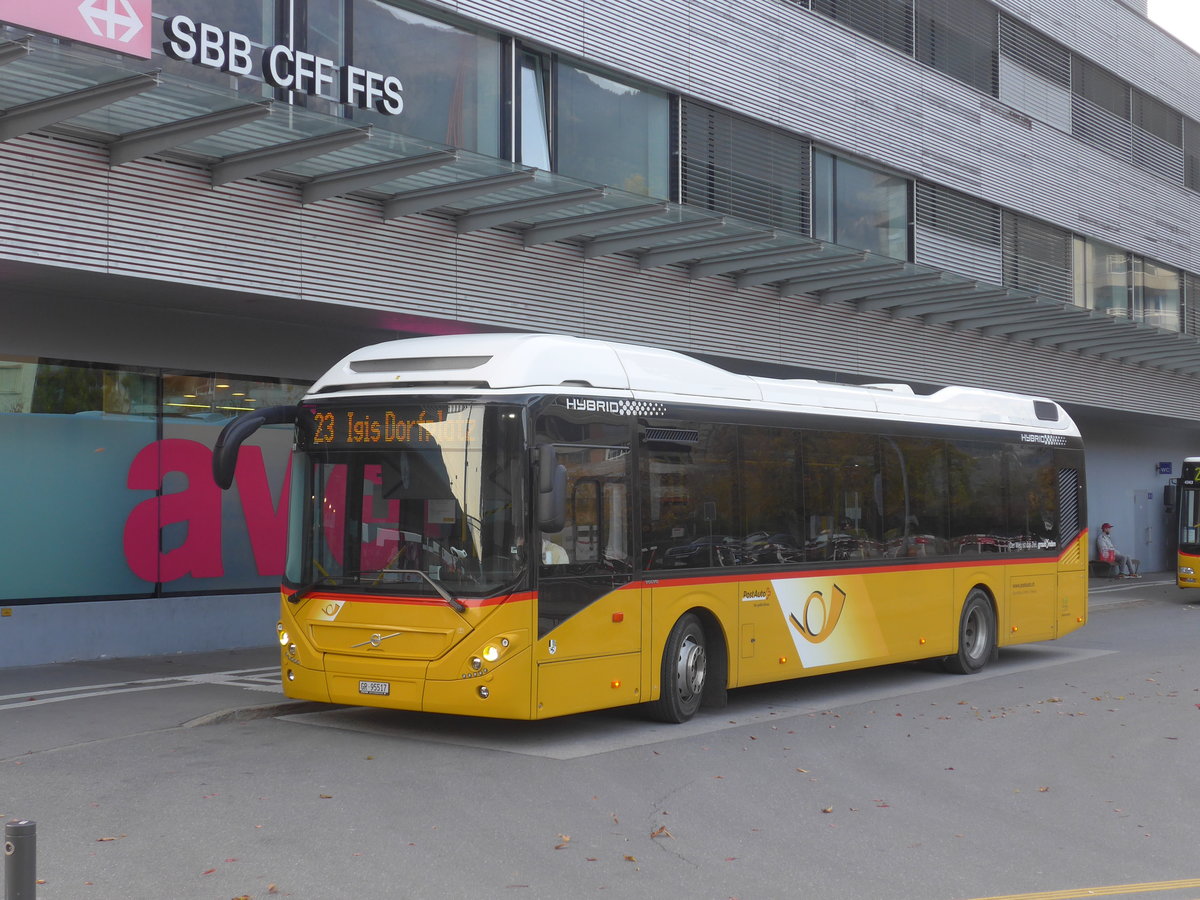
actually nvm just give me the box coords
[309,333,1076,434]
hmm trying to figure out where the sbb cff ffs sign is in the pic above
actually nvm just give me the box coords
[163,15,404,115]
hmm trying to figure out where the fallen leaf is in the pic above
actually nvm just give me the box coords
[624,855,638,862]
[821,807,833,814]
[1038,787,1050,792]
[320,794,333,799]
[795,768,808,773]
[268,886,280,895]
[201,868,217,876]
[650,825,673,839]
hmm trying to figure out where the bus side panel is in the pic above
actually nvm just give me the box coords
[533,586,645,718]
[1051,533,1087,636]
[738,568,955,687]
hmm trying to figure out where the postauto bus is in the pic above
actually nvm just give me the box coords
[213,333,1088,722]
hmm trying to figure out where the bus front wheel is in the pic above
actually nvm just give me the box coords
[650,613,707,723]
[944,589,995,674]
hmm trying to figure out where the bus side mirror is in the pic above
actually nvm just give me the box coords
[536,443,567,533]
[1164,481,1177,515]
[212,405,300,490]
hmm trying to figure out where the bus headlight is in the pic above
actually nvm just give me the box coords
[277,623,290,646]
[1180,567,1195,576]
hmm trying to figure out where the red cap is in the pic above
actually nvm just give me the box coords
[1101,523,1113,529]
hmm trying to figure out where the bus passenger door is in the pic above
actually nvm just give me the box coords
[534,447,642,717]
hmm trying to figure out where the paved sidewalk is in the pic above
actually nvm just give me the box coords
[1087,572,1184,609]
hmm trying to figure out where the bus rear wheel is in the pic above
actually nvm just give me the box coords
[944,589,995,674]
[650,613,707,723]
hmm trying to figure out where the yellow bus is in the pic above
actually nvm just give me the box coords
[1175,458,1200,588]
[213,333,1088,722]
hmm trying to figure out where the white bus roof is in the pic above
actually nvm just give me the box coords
[308,332,1077,434]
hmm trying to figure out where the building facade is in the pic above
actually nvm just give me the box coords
[2,0,1198,666]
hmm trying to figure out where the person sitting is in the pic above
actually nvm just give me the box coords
[1096,522,1139,578]
[541,537,569,565]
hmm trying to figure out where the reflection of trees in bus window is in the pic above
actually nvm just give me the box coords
[947,441,1059,553]
[881,436,950,558]
[642,424,739,569]
[802,431,881,561]
[1007,445,1057,542]
[738,426,802,566]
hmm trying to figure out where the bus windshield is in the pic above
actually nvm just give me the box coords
[284,401,528,599]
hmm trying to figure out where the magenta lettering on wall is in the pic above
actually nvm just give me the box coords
[123,439,291,583]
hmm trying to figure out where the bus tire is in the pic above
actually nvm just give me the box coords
[943,589,995,675]
[650,613,707,723]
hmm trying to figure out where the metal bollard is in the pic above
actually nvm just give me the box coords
[4,819,36,900]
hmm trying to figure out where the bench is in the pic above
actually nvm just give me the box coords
[1089,559,1118,578]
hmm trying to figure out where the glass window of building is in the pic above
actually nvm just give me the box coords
[813,151,910,260]
[154,0,276,93]
[0,360,157,601]
[518,49,553,170]
[1073,236,1130,319]
[914,0,998,96]
[298,0,347,115]
[679,100,810,233]
[1134,257,1182,332]
[352,1,501,154]
[809,0,915,55]
[1001,213,1073,304]
[555,62,669,198]
[0,359,307,604]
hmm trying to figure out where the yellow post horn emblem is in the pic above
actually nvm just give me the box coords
[790,584,847,644]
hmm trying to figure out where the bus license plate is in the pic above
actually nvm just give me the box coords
[359,680,390,696]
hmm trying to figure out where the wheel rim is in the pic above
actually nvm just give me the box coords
[963,604,987,661]
[674,632,706,702]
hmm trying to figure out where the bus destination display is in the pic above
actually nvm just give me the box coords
[301,404,470,449]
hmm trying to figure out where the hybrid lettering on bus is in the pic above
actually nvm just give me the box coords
[213,334,1088,722]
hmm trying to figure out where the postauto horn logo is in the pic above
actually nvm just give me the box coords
[788,584,847,644]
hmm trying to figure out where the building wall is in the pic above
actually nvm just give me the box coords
[3,0,1198,666]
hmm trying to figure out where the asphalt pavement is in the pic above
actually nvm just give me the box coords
[1,573,1194,900]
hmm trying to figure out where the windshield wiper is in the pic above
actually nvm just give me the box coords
[287,579,335,605]
[378,569,467,613]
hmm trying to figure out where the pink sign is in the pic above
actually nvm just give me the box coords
[0,0,152,58]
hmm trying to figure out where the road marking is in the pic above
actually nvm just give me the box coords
[0,667,280,711]
[968,877,1200,898]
